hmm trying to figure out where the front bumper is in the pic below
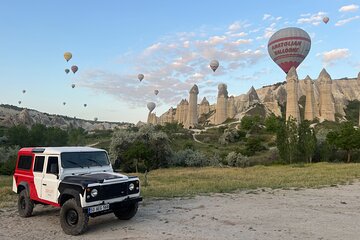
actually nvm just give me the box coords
[85,196,142,217]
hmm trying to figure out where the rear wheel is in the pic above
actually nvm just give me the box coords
[18,190,34,217]
[114,202,138,220]
[60,199,88,235]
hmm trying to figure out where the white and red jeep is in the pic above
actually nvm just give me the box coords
[12,146,142,235]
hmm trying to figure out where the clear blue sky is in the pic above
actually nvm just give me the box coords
[0,0,359,123]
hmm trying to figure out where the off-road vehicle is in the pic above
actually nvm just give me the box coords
[12,147,142,235]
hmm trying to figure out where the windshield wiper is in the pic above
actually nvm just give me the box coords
[66,160,84,168]
[86,158,103,167]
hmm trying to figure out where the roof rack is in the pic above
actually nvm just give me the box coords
[32,148,45,153]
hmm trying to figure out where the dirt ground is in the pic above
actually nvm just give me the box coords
[1,182,360,240]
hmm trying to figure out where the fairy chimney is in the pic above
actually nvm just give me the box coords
[318,68,335,121]
[304,75,315,121]
[215,83,228,124]
[285,66,300,122]
[185,84,199,128]
[199,97,210,116]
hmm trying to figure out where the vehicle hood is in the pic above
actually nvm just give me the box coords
[61,172,130,187]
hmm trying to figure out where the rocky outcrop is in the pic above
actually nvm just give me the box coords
[247,86,260,107]
[186,85,199,128]
[215,84,228,125]
[147,112,158,125]
[227,96,236,119]
[199,97,210,116]
[0,104,132,131]
[304,76,316,121]
[318,68,335,121]
[175,99,188,125]
[286,66,300,122]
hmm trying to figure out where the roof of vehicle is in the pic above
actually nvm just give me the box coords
[19,147,107,155]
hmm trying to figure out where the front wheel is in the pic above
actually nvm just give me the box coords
[18,190,34,217]
[60,199,89,235]
[114,202,138,220]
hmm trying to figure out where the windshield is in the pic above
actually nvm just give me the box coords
[61,151,110,169]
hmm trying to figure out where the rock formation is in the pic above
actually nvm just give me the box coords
[147,112,158,125]
[318,68,335,121]
[175,99,188,125]
[227,96,236,119]
[304,75,316,121]
[285,66,300,122]
[247,86,260,107]
[185,84,199,128]
[199,97,210,116]
[215,83,228,125]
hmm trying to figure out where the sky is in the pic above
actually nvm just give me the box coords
[0,0,359,123]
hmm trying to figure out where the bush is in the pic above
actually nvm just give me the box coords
[0,146,20,175]
[170,149,208,167]
[225,152,249,168]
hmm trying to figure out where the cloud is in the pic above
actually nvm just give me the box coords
[317,48,350,66]
[262,14,283,21]
[263,14,271,20]
[339,4,359,12]
[335,16,360,26]
[78,21,267,110]
[297,12,327,26]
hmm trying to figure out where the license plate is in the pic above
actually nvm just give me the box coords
[88,204,110,214]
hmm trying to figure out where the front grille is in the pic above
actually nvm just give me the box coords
[86,181,140,202]
[101,183,128,199]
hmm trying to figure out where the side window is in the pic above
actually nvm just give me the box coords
[33,156,45,172]
[17,156,33,170]
[46,156,59,174]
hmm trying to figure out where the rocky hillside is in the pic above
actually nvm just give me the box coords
[0,104,133,131]
[157,70,360,125]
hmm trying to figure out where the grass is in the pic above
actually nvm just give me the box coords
[0,175,16,208]
[2,163,360,206]
[136,163,360,198]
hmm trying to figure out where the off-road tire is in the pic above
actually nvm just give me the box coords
[114,202,138,220]
[60,199,89,235]
[18,190,34,217]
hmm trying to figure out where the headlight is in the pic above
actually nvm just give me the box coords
[129,183,135,191]
[90,189,98,197]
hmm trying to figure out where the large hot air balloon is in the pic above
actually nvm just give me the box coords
[154,90,159,95]
[71,84,75,88]
[71,65,78,74]
[22,90,26,94]
[138,74,144,82]
[323,16,329,24]
[210,60,219,72]
[65,69,70,74]
[64,52,72,62]
[267,27,311,74]
[147,102,156,112]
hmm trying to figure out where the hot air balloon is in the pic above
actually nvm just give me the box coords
[138,74,144,82]
[323,16,329,24]
[267,27,311,74]
[71,84,75,88]
[63,102,66,106]
[18,101,21,105]
[64,52,72,62]
[94,117,98,121]
[147,102,156,112]
[210,60,219,72]
[65,69,70,74]
[22,90,26,94]
[84,104,87,107]
[154,90,159,95]
[71,65,78,74]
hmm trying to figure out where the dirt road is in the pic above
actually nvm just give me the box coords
[1,182,360,240]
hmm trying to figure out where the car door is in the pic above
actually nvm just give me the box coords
[33,155,45,198]
[41,156,60,203]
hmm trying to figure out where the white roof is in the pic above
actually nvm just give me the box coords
[38,146,106,155]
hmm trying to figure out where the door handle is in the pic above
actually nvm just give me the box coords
[42,184,47,186]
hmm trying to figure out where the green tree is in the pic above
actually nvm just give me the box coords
[243,137,266,156]
[327,122,360,162]
[276,117,298,164]
[264,114,280,133]
[298,120,317,163]
[6,125,30,147]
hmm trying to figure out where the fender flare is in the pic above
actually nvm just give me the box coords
[17,181,30,194]
[58,188,82,206]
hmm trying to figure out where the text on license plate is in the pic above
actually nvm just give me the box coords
[88,204,110,213]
